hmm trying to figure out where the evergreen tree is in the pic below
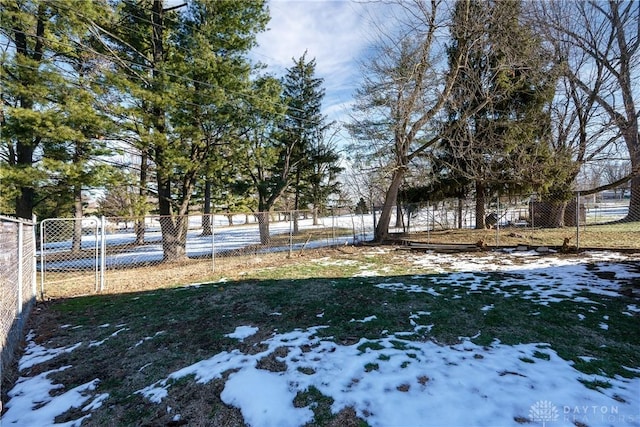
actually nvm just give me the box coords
[280,52,331,232]
[1,0,114,219]
[443,0,559,228]
[95,0,269,260]
[304,126,343,225]
[355,197,369,215]
[239,75,287,245]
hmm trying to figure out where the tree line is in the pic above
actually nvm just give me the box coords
[346,0,638,242]
[1,0,341,259]
[2,0,638,257]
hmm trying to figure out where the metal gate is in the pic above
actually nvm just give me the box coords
[39,218,104,298]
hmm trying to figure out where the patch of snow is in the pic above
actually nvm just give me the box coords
[2,366,103,427]
[19,338,82,372]
[82,393,109,411]
[89,327,129,348]
[224,325,259,341]
[375,282,440,295]
[353,268,379,277]
[131,331,166,349]
[135,327,640,427]
[350,315,377,323]
[221,368,314,427]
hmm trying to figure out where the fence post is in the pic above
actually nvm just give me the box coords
[372,206,377,235]
[289,210,293,258]
[575,192,580,252]
[39,220,45,299]
[32,215,37,299]
[100,216,106,292]
[331,208,336,245]
[211,215,216,273]
[495,196,500,247]
[427,201,431,243]
[17,221,24,315]
[531,195,535,229]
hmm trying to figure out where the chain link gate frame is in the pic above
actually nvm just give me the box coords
[39,217,105,298]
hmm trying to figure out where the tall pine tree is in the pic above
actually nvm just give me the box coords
[1,0,114,219]
[95,0,269,260]
[443,0,559,228]
[280,52,339,232]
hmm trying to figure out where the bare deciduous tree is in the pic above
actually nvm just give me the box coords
[532,0,639,220]
[348,0,469,242]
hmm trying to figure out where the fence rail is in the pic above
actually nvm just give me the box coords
[14,192,640,300]
[1,215,36,386]
[38,208,365,298]
[380,193,637,251]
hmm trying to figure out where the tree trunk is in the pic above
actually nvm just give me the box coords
[395,204,404,229]
[159,215,188,261]
[72,184,83,252]
[134,219,145,245]
[202,180,212,236]
[624,145,640,221]
[293,169,300,234]
[256,211,270,245]
[15,185,35,220]
[548,202,567,228]
[475,181,486,230]
[374,167,405,242]
[627,174,640,221]
[530,201,568,228]
[457,197,463,229]
[155,140,190,261]
[135,151,148,245]
[15,143,35,219]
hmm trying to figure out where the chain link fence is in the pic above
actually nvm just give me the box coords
[38,208,368,298]
[385,191,638,250]
[35,193,639,299]
[1,216,36,386]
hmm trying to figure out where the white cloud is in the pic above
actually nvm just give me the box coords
[252,0,377,123]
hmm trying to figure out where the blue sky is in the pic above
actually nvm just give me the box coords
[251,0,380,130]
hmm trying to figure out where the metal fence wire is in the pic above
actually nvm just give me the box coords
[1,215,36,385]
[383,192,638,250]
[33,192,639,298]
[38,208,363,298]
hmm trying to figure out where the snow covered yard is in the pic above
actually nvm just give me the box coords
[2,248,639,427]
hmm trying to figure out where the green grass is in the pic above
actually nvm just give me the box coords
[9,249,640,426]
